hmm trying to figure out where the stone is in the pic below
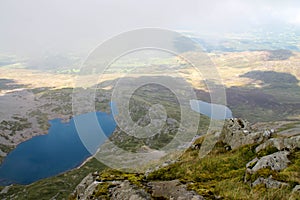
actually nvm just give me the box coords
[167,118,178,125]
[292,185,300,193]
[252,176,289,188]
[80,181,100,200]
[0,186,11,194]
[256,135,300,153]
[283,135,300,150]
[110,180,151,200]
[263,130,271,138]
[247,151,290,173]
[73,173,97,199]
[75,173,94,198]
[148,180,204,200]
[220,118,271,150]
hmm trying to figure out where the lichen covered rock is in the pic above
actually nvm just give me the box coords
[252,176,289,189]
[246,151,290,173]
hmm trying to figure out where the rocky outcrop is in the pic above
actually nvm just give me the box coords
[220,118,272,149]
[246,151,290,173]
[72,174,204,200]
[109,180,204,200]
[252,176,289,188]
[256,135,300,153]
[245,151,291,188]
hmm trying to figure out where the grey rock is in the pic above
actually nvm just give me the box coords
[292,185,300,193]
[75,173,94,198]
[252,176,289,188]
[256,135,300,153]
[167,118,178,125]
[110,180,151,200]
[283,135,300,150]
[255,138,284,153]
[148,180,204,200]
[247,151,290,173]
[72,173,99,199]
[0,185,11,194]
[220,118,271,150]
[80,181,101,200]
[263,130,272,138]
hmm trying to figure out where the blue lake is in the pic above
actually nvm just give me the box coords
[0,112,116,185]
[190,100,233,120]
[0,100,232,185]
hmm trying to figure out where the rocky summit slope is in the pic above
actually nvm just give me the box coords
[70,118,300,200]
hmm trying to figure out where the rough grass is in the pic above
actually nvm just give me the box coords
[146,138,300,199]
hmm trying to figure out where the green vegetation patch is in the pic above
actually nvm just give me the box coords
[0,117,32,136]
[29,110,50,131]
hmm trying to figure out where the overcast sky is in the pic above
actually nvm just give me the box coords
[1,0,300,59]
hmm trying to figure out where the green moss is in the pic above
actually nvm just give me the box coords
[92,182,111,199]
[97,169,144,187]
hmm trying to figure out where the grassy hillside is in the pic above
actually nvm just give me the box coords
[69,136,300,200]
[146,139,300,199]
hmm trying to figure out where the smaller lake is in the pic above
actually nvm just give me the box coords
[0,112,116,185]
[190,100,233,119]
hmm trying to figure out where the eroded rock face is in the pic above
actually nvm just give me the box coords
[252,176,289,189]
[246,151,290,173]
[147,180,204,200]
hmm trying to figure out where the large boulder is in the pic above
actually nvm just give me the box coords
[246,151,290,173]
[220,118,271,149]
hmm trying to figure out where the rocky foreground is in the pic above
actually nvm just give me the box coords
[70,118,300,200]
